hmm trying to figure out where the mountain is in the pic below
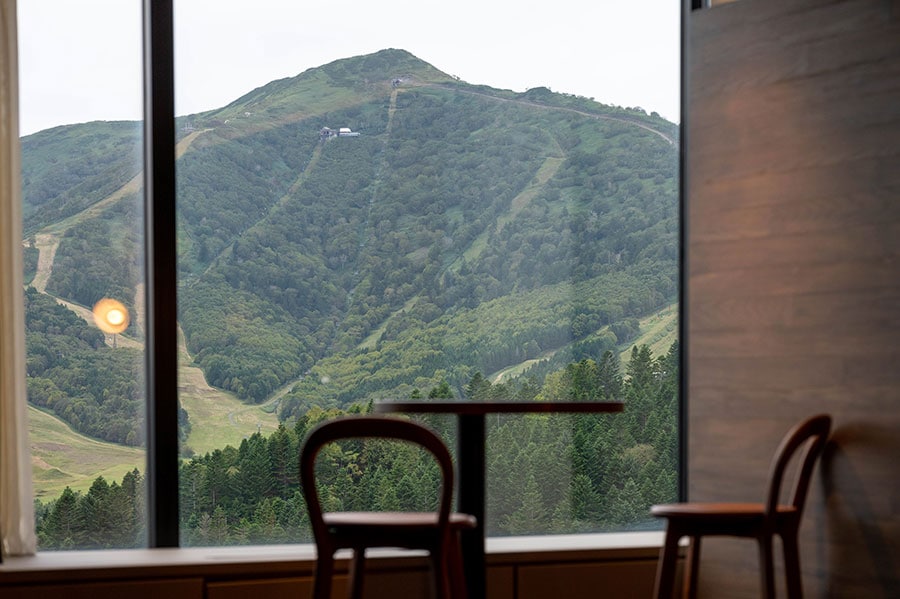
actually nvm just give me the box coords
[22,48,678,430]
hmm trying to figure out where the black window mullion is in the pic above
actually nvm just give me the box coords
[143,0,179,548]
[680,0,692,502]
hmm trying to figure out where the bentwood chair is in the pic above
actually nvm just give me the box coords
[300,416,477,599]
[651,413,832,599]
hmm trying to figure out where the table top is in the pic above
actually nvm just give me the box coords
[374,400,624,415]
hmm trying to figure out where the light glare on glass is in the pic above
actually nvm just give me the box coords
[92,298,130,334]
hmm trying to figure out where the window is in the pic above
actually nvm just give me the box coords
[18,0,147,550]
[17,0,681,550]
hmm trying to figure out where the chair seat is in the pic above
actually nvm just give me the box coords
[323,511,477,552]
[651,502,799,539]
[651,502,798,520]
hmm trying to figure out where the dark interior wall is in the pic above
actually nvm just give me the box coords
[686,0,900,597]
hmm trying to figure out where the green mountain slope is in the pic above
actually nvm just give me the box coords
[22,48,678,434]
[21,120,142,234]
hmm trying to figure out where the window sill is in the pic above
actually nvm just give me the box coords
[487,530,665,564]
[0,531,666,586]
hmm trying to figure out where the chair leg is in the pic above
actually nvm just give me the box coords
[782,531,804,599]
[349,548,366,599]
[758,534,776,599]
[446,533,468,599]
[654,523,683,599]
[432,540,453,599]
[313,551,334,599]
[683,535,701,599]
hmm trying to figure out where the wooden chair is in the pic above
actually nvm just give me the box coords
[651,413,832,599]
[300,416,477,599]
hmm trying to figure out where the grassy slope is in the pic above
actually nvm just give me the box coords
[30,406,143,499]
[26,122,283,501]
[178,329,279,456]
[31,303,676,500]
[30,336,281,501]
[620,302,679,366]
[489,302,678,384]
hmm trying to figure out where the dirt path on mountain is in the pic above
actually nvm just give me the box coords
[356,87,568,354]
[31,233,58,293]
[195,140,324,280]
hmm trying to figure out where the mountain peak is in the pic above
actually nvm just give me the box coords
[208,49,453,123]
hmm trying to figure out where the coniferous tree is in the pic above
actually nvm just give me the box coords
[502,473,547,535]
[268,424,297,499]
[238,433,276,510]
[39,487,82,549]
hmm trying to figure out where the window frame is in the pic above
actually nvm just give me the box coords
[140,0,691,550]
[143,0,179,547]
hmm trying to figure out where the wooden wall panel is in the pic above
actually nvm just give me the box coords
[516,560,659,599]
[204,564,517,599]
[688,0,900,597]
[207,577,313,599]
[1,578,204,599]
[487,565,515,599]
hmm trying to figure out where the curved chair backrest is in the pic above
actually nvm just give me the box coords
[764,413,832,518]
[300,416,455,545]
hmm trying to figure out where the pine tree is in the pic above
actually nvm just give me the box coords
[238,433,276,509]
[252,498,284,543]
[268,424,297,499]
[79,477,114,548]
[596,350,623,400]
[465,372,491,400]
[609,478,644,526]
[208,506,230,544]
[39,487,82,549]
[570,473,601,522]
[502,474,547,535]
[626,345,655,392]
[121,468,145,545]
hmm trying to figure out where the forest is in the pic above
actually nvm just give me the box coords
[36,342,678,548]
[25,287,189,446]
[174,77,677,406]
[25,287,146,446]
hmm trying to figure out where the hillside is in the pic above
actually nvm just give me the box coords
[22,47,678,442]
[22,49,681,548]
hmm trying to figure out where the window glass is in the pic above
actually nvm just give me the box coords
[19,0,680,549]
[19,1,147,549]
[173,0,680,545]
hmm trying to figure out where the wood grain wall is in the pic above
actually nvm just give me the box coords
[687,0,900,597]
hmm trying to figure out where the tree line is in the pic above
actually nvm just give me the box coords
[36,342,677,549]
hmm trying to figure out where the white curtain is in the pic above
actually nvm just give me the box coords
[0,0,36,556]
